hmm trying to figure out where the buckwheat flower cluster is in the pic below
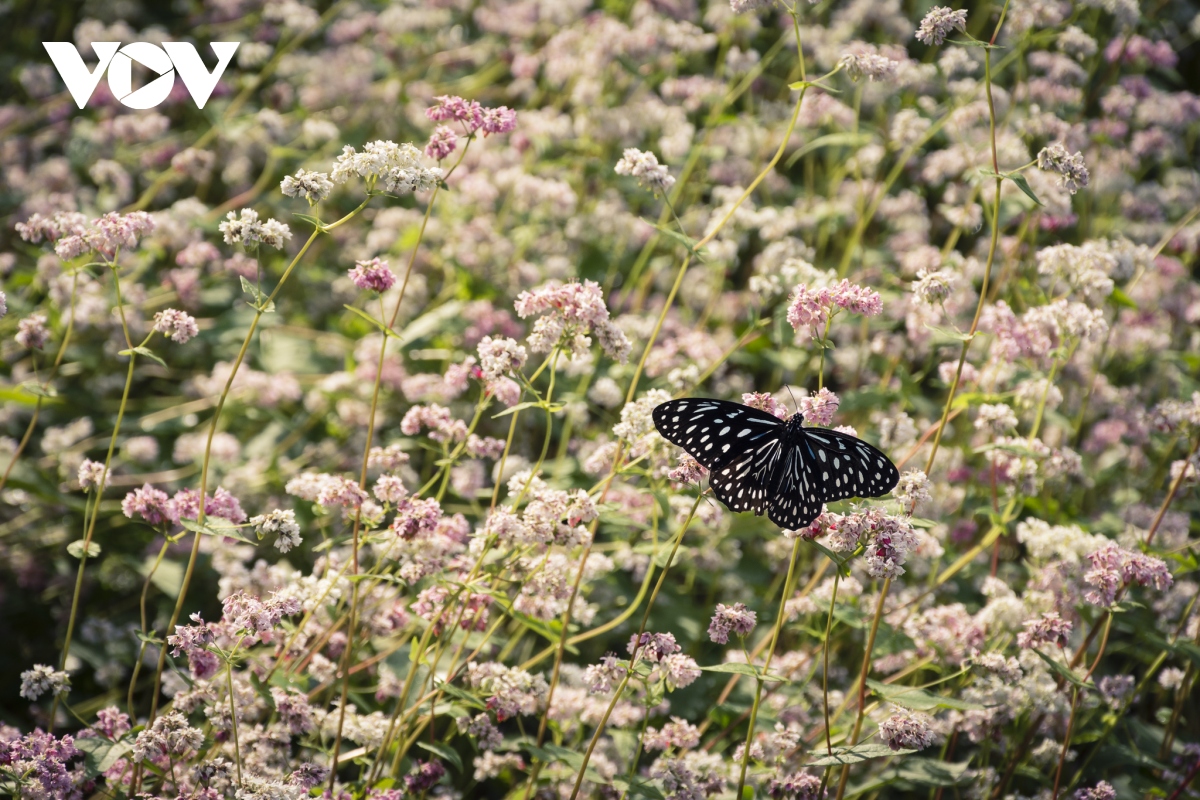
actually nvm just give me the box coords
[401,404,468,443]
[368,443,410,470]
[1017,611,1073,649]
[913,268,957,305]
[730,0,778,12]
[390,495,442,540]
[1083,542,1173,607]
[879,710,936,750]
[515,279,631,362]
[613,389,672,442]
[975,403,1019,434]
[478,335,527,380]
[221,590,302,641]
[426,95,517,137]
[15,210,88,244]
[219,208,292,249]
[799,387,839,427]
[249,509,302,553]
[893,469,931,513]
[19,664,70,701]
[330,140,444,193]
[16,314,49,350]
[1075,782,1116,800]
[52,211,155,259]
[77,459,106,491]
[743,391,789,419]
[425,126,458,160]
[0,729,81,799]
[787,279,882,338]
[1037,143,1090,194]
[131,712,204,763]
[667,453,707,485]
[766,772,824,800]
[1035,242,1115,302]
[167,612,218,679]
[121,484,173,525]
[840,52,898,82]
[629,631,701,690]
[863,516,921,578]
[152,308,199,343]
[652,753,726,800]
[915,6,968,45]
[285,472,368,508]
[643,717,701,751]
[348,257,396,292]
[405,760,446,793]
[614,148,676,193]
[708,602,757,644]
[465,663,548,721]
[279,168,334,204]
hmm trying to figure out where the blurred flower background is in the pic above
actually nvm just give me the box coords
[1,1,1200,798]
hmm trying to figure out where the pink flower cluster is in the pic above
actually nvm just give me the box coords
[121,484,247,526]
[799,387,839,427]
[426,95,517,137]
[348,257,397,292]
[152,308,199,343]
[1083,543,1173,607]
[1017,611,1073,649]
[707,602,756,644]
[742,391,789,419]
[515,279,631,362]
[786,279,882,338]
[401,403,469,442]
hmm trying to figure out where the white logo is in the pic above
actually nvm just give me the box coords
[43,41,240,110]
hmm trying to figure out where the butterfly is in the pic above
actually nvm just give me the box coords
[652,397,900,530]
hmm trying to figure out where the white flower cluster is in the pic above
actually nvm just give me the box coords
[219,208,292,249]
[330,140,444,194]
[250,509,302,553]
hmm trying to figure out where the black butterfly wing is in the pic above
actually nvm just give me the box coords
[800,427,900,501]
[766,427,899,530]
[708,433,783,515]
[766,442,823,530]
[652,398,784,470]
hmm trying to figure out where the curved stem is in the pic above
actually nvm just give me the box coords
[734,535,803,798]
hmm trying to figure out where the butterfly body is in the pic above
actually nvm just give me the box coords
[652,397,900,530]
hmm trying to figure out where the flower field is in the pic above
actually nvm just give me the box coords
[2,1,1200,799]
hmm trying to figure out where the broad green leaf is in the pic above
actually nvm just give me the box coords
[398,301,464,344]
[700,662,789,682]
[651,223,705,257]
[239,276,275,313]
[119,346,167,367]
[343,304,400,338]
[1109,287,1138,309]
[925,324,975,342]
[417,741,463,773]
[610,776,666,800]
[178,517,257,545]
[67,539,101,558]
[76,737,131,780]
[808,743,915,766]
[808,539,851,576]
[19,381,58,399]
[1009,173,1043,206]
[1032,649,1094,690]
[492,401,540,419]
[866,678,985,711]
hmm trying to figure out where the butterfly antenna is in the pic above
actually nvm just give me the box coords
[784,384,798,414]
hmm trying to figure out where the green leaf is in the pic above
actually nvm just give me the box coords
[611,776,666,800]
[240,276,275,313]
[808,743,915,766]
[492,401,540,419]
[119,346,167,367]
[67,539,101,559]
[1109,287,1138,310]
[141,556,183,599]
[808,539,851,576]
[416,741,462,773]
[343,304,400,338]
[292,212,325,230]
[1032,649,1094,690]
[789,79,841,93]
[398,300,464,344]
[925,324,975,342]
[700,662,789,682]
[20,381,58,399]
[1009,173,1043,206]
[178,517,258,545]
[75,737,131,780]
[866,678,985,711]
[651,223,705,257]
